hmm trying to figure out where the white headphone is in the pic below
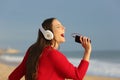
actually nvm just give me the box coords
[40,26,54,40]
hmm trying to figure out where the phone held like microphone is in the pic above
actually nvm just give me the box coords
[71,33,91,44]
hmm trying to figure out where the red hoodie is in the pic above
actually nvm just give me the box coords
[9,46,89,80]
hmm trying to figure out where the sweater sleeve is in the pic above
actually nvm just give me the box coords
[8,49,29,80]
[48,50,89,80]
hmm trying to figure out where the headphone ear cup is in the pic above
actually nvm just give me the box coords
[40,27,54,40]
[44,30,54,40]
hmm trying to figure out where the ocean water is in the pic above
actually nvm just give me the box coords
[0,50,120,78]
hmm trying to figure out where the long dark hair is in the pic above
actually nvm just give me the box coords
[25,18,56,80]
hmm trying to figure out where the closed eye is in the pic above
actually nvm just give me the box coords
[54,24,63,29]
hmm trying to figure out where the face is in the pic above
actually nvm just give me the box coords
[52,19,65,44]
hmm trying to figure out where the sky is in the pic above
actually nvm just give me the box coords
[0,0,120,52]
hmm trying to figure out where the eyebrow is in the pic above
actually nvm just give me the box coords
[54,23,62,27]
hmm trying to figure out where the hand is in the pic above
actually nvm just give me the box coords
[80,36,92,53]
[80,36,92,61]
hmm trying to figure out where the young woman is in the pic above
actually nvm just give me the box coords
[8,18,92,80]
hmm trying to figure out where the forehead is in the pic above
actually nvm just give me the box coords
[52,19,61,26]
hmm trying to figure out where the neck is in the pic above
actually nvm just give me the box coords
[51,42,60,50]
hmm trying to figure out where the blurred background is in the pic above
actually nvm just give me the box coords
[0,0,120,51]
[0,0,120,79]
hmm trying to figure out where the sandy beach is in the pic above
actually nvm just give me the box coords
[1,62,120,80]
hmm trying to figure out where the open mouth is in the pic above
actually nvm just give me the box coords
[61,34,64,37]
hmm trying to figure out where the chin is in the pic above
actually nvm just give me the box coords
[59,40,65,44]
[61,39,66,43]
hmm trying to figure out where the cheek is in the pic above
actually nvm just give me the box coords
[54,33,60,40]
[53,30,60,38]
[53,33,61,42]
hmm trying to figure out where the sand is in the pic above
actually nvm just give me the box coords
[0,62,120,80]
[84,75,120,80]
[0,62,24,80]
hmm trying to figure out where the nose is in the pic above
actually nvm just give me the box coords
[62,25,65,30]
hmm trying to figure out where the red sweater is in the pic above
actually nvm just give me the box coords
[9,46,89,80]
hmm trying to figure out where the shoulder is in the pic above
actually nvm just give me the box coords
[48,47,63,56]
[44,46,66,59]
[44,46,61,54]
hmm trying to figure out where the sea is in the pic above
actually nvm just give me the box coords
[0,50,120,78]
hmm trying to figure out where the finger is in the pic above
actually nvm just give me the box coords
[80,36,86,44]
[87,38,91,43]
[83,36,88,43]
[80,36,83,43]
[80,36,91,44]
